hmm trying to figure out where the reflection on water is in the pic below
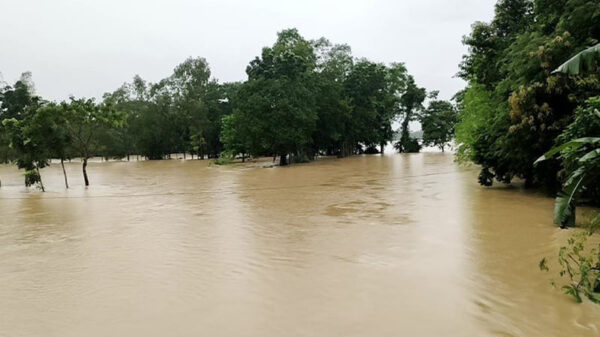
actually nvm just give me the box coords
[0,153,598,336]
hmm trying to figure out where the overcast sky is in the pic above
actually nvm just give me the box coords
[0,0,496,102]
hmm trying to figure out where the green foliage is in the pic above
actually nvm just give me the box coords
[61,98,124,158]
[23,169,42,188]
[1,27,433,187]
[224,29,414,163]
[101,59,236,161]
[58,97,125,186]
[2,117,49,170]
[0,72,42,164]
[540,214,600,304]
[395,76,426,153]
[213,153,234,166]
[457,0,600,190]
[420,100,457,151]
[220,113,247,158]
[536,98,600,226]
[455,85,503,163]
[394,137,421,153]
[237,29,318,164]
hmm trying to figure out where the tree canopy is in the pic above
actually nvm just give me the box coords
[456,0,600,189]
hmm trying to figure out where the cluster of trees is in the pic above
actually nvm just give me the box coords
[1,28,457,190]
[221,29,456,165]
[0,75,124,189]
[455,0,600,198]
[0,61,236,189]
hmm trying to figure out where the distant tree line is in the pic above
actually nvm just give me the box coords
[0,28,456,190]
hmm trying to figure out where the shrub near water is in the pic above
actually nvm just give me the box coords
[213,153,234,165]
[540,214,600,303]
[24,170,42,188]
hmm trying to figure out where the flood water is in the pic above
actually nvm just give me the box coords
[0,153,598,337]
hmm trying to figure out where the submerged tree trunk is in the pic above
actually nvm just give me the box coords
[242,153,246,163]
[381,142,385,154]
[61,158,69,189]
[83,157,90,187]
[36,165,45,192]
[279,154,288,166]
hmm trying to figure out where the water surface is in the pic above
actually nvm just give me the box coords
[1,153,598,336]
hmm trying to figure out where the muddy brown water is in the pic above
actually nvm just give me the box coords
[0,153,598,337]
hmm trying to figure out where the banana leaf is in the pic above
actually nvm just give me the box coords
[579,148,600,163]
[535,137,600,164]
[554,167,586,227]
[554,44,600,75]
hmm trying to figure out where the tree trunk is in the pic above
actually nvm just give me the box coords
[279,154,288,166]
[36,165,45,192]
[380,142,385,154]
[183,152,186,160]
[242,153,246,163]
[83,157,90,187]
[61,158,69,189]
[127,154,130,161]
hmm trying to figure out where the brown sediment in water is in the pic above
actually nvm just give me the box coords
[0,153,598,336]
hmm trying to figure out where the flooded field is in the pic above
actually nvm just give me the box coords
[0,153,598,336]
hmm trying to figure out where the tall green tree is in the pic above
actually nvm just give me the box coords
[61,98,124,186]
[312,40,353,157]
[395,76,426,153]
[29,104,72,188]
[420,99,457,152]
[233,28,318,165]
[2,117,49,191]
[0,72,42,188]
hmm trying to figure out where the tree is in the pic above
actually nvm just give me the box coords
[395,76,426,153]
[455,0,600,189]
[0,72,42,188]
[61,98,124,186]
[344,60,403,155]
[2,118,48,191]
[312,40,354,157]
[232,29,318,166]
[420,99,457,152]
[170,57,211,159]
[27,104,72,188]
[220,113,248,161]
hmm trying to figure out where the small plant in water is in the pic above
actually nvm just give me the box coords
[24,169,44,191]
[540,214,600,304]
[213,152,234,166]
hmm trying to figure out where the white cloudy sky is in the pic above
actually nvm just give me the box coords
[0,0,496,102]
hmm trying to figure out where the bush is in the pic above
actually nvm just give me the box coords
[364,146,380,154]
[213,153,234,165]
[394,137,421,153]
[540,213,600,304]
[24,170,41,188]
